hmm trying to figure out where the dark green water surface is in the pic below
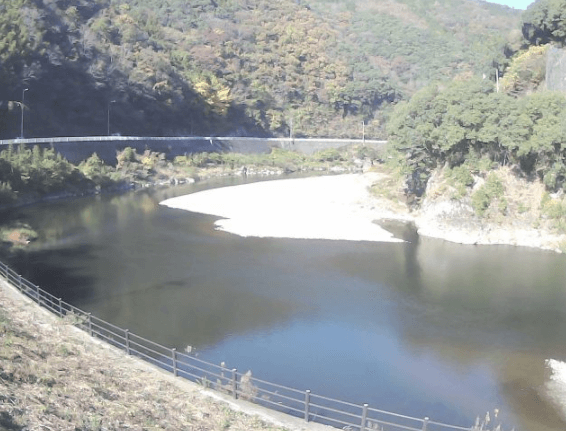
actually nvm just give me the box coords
[5,176,566,431]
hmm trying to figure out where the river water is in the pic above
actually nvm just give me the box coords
[4,176,566,431]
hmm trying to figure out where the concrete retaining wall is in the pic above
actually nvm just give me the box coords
[0,136,387,165]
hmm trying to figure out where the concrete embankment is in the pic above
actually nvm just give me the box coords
[0,136,386,164]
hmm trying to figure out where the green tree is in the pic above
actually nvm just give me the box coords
[514,92,566,187]
[387,78,509,190]
[522,0,566,45]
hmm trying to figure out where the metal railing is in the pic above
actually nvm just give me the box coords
[0,136,387,146]
[0,259,471,431]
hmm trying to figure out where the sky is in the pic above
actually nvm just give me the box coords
[488,0,534,9]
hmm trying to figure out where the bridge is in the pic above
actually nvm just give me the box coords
[0,136,387,164]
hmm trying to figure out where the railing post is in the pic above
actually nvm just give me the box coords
[58,298,63,317]
[18,274,22,291]
[125,329,130,355]
[361,403,368,431]
[172,348,178,377]
[422,417,429,431]
[304,390,311,422]
[88,313,93,336]
[231,368,238,399]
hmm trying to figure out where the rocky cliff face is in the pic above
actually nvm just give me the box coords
[411,168,566,252]
[546,46,566,93]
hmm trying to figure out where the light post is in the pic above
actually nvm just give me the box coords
[107,100,116,136]
[289,117,294,145]
[20,88,28,138]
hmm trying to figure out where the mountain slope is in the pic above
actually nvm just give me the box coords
[0,0,520,139]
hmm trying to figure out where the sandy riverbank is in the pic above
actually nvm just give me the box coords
[161,172,565,252]
[160,173,410,242]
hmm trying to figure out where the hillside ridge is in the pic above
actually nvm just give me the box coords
[1,0,519,139]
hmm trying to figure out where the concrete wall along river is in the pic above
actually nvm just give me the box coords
[0,136,387,164]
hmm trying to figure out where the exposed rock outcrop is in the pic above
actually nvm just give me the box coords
[411,168,566,252]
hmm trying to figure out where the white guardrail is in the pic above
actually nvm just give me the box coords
[0,136,387,146]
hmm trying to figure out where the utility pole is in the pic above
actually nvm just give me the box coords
[289,117,293,145]
[21,88,28,138]
[107,100,116,136]
[362,120,365,145]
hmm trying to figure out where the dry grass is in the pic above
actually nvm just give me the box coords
[367,164,409,211]
[429,166,549,226]
[494,167,546,224]
[0,281,291,431]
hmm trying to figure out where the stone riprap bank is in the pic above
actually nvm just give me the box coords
[0,136,386,165]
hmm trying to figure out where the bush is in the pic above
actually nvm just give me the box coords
[0,145,79,195]
[314,148,344,162]
[353,145,380,160]
[116,147,137,167]
[541,193,566,225]
[542,162,566,191]
[471,174,505,216]
[446,165,474,198]
[78,153,116,186]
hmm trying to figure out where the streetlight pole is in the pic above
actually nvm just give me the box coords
[21,88,28,138]
[289,117,293,145]
[107,100,115,136]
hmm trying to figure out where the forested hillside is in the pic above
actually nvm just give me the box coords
[387,0,566,207]
[1,0,519,139]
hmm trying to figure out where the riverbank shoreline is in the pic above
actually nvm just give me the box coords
[161,172,408,243]
[160,171,565,252]
[3,167,563,254]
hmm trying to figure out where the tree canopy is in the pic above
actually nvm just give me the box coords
[0,0,519,139]
[522,0,566,46]
[388,77,566,193]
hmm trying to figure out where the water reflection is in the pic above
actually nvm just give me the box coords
[329,237,566,430]
[4,178,566,431]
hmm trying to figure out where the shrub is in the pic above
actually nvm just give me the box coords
[540,193,566,232]
[471,174,505,216]
[314,148,343,162]
[116,147,137,167]
[446,165,474,198]
[78,153,116,186]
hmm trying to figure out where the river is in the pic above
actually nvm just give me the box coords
[4,176,566,431]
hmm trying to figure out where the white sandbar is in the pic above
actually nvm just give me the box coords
[160,174,403,242]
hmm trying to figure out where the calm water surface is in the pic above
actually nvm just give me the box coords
[5,176,566,431]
